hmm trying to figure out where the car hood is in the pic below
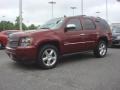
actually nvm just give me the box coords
[9,29,54,39]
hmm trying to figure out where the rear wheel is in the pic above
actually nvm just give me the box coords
[37,45,59,69]
[94,41,107,58]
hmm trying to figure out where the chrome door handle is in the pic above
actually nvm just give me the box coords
[80,34,85,36]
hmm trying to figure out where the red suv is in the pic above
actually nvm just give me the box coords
[6,16,112,69]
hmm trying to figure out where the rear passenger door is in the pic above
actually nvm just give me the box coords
[81,18,98,50]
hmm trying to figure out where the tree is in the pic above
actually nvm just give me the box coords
[14,16,28,30]
[0,21,15,31]
[28,24,37,30]
[0,16,37,31]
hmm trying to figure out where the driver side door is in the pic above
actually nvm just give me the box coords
[63,17,85,54]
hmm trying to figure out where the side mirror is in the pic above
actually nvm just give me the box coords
[95,19,100,22]
[65,24,76,32]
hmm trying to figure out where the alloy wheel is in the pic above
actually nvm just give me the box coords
[42,49,57,67]
[99,43,107,56]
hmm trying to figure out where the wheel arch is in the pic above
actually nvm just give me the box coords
[37,40,61,55]
[98,36,108,46]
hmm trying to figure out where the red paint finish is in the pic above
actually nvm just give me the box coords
[0,33,8,46]
[6,46,37,62]
[0,30,20,47]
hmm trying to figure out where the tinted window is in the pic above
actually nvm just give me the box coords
[66,18,82,31]
[97,19,110,31]
[82,18,96,30]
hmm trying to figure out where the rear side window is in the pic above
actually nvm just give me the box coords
[97,19,110,31]
[82,18,96,30]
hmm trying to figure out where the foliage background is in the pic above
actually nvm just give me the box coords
[0,17,38,31]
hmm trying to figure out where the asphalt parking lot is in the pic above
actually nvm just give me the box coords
[0,47,120,90]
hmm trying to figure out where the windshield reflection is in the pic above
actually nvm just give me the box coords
[38,18,64,30]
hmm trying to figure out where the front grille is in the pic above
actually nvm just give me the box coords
[8,41,18,48]
[7,35,19,48]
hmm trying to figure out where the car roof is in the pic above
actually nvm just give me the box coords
[64,15,98,20]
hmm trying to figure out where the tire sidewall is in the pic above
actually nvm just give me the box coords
[37,45,59,69]
[0,43,3,50]
[94,41,107,58]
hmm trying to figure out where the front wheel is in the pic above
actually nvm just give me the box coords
[94,41,107,58]
[37,45,59,69]
[0,43,3,50]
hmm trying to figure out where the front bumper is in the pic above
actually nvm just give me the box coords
[6,46,37,63]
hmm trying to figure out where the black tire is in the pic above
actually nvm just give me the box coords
[0,43,3,50]
[94,41,107,58]
[37,45,59,69]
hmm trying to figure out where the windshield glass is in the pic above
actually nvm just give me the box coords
[39,18,64,30]
[112,28,120,33]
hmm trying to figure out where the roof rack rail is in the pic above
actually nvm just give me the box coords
[81,15,86,16]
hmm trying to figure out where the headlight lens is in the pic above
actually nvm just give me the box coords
[20,37,32,47]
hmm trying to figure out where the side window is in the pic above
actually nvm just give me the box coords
[97,19,110,31]
[66,18,82,31]
[82,18,96,30]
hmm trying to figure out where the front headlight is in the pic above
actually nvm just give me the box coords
[20,37,33,47]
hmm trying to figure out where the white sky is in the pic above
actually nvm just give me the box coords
[0,0,120,25]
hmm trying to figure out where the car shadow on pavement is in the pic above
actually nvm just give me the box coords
[10,62,40,71]
[59,52,95,65]
[9,52,93,70]
[9,52,108,70]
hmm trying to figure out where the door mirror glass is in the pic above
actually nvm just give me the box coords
[65,24,76,31]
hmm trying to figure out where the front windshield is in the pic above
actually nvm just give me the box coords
[112,28,120,33]
[39,18,64,30]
